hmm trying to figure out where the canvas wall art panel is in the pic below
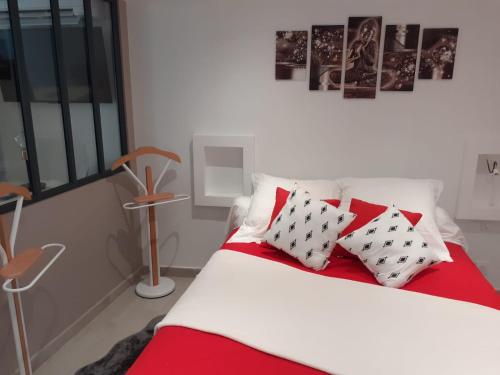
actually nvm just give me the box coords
[309,25,345,91]
[419,28,458,80]
[275,31,308,80]
[381,24,420,91]
[344,16,382,99]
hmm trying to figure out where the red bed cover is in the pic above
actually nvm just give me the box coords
[129,239,500,375]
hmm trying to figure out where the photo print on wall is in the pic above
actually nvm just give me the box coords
[381,24,420,91]
[275,30,308,80]
[419,28,459,80]
[309,25,345,91]
[344,16,382,99]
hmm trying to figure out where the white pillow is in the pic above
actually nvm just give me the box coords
[338,177,452,262]
[264,187,355,270]
[226,196,252,235]
[435,206,468,250]
[337,205,441,288]
[229,174,341,243]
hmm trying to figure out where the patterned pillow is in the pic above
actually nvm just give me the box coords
[336,205,441,288]
[264,188,356,270]
[332,198,423,258]
[267,187,341,230]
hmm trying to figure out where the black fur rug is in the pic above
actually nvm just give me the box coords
[75,315,164,375]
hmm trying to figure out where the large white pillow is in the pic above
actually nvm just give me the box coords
[228,174,341,243]
[264,187,355,270]
[337,205,441,288]
[338,177,452,262]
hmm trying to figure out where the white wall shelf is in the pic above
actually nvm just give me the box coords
[193,135,254,207]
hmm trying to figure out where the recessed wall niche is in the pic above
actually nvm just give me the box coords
[193,135,254,207]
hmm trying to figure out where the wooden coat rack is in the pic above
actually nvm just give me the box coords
[0,184,66,375]
[112,147,189,298]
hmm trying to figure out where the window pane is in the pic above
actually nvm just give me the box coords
[59,0,98,179]
[0,0,30,205]
[91,0,122,169]
[18,0,69,191]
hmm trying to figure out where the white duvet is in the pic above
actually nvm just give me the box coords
[157,250,500,375]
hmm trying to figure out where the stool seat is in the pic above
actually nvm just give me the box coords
[133,192,175,204]
[0,248,43,279]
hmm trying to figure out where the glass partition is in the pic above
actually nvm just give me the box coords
[0,0,30,205]
[59,0,98,179]
[0,0,127,212]
[91,0,122,169]
[18,0,69,190]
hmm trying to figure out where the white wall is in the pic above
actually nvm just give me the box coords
[125,0,500,287]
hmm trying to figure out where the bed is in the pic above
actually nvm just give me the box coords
[129,237,500,375]
[128,176,500,375]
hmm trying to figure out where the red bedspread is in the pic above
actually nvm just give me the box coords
[128,240,500,375]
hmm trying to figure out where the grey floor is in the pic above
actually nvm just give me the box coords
[34,276,194,375]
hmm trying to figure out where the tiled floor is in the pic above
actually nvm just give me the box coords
[34,276,194,375]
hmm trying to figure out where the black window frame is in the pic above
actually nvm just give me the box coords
[1,0,128,213]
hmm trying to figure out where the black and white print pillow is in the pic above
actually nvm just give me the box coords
[336,205,441,288]
[264,187,356,270]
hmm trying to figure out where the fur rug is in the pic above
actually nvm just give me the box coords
[75,315,164,375]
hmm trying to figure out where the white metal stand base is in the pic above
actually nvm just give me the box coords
[135,276,175,299]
